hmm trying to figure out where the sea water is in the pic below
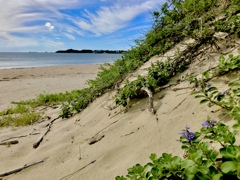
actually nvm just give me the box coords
[0,52,122,69]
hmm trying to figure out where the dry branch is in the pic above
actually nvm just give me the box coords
[1,131,40,143]
[33,126,51,149]
[0,140,18,146]
[141,87,156,114]
[33,116,60,149]
[0,160,44,177]
[1,135,27,142]
[46,116,61,127]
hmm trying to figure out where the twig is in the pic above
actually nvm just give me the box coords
[46,116,61,127]
[122,127,140,137]
[0,160,44,177]
[172,87,192,91]
[1,130,40,142]
[1,135,27,142]
[88,135,105,145]
[0,140,18,146]
[59,160,96,180]
[33,126,51,149]
[33,116,61,149]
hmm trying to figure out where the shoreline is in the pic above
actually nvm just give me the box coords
[0,64,100,111]
[0,62,107,70]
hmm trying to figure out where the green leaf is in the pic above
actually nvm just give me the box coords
[203,159,213,168]
[232,123,240,129]
[181,145,189,149]
[237,171,240,179]
[229,54,234,59]
[229,80,240,87]
[115,176,127,180]
[191,91,199,95]
[181,159,195,169]
[200,99,209,104]
[207,87,218,92]
[195,95,206,98]
[220,161,237,173]
[149,153,158,161]
[198,166,209,174]
[212,174,223,180]
[186,165,198,176]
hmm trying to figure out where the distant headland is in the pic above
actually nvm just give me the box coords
[55,49,127,54]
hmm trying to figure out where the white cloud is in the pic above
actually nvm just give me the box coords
[71,0,160,36]
[64,33,76,40]
[0,0,81,50]
[45,22,55,31]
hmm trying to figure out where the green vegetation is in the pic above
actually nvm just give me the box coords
[190,54,240,127]
[0,105,41,126]
[116,121,240,179]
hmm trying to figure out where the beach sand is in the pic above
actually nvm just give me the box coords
[0,41,239,180]
[0,64,100,111]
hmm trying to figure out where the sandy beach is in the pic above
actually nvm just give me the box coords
[0,64,100,111]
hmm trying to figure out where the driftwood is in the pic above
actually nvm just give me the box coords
[33,116,61,149]
[141,87,156,114]
[0,140,18,146]
[1,130,40,143]
[0,160,44,177]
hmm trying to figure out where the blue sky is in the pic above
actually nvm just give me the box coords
[0,0,164,52]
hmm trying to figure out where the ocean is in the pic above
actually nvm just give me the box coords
[0,52,122,69]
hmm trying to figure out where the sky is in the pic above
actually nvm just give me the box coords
[0,0,164,52]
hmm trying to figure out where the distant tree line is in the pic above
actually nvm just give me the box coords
[55,49,127,54]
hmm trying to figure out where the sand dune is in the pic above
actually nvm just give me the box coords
[0,40,239,180]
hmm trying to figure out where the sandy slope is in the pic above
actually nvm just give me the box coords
[0,40,239,180]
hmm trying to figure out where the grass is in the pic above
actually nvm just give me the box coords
[0,105,41,127]
[13,90,83,107]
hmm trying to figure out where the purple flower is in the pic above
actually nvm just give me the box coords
[196,87,202,92]
[202,120,217,128]
[181,131,195,141]
[212,120,217,125]
[221,90,227,95]
[180,126,195,141]
[202,121,212,128]
[206,83,211,90]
